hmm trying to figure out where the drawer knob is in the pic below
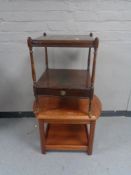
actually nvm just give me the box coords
[60,90,66,96]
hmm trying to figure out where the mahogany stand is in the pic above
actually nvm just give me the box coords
[28,33,102,155]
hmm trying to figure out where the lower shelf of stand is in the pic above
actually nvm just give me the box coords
[45,124,88,151]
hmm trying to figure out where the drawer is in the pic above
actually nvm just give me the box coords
[35,87,93,98]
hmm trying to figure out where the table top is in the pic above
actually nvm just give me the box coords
[28,34,98,48]
[33,95,102,122]
[36,35,94,41]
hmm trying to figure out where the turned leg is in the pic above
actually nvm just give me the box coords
[84,124,89,153]
[38,119,46,154]
[88,120,96,155]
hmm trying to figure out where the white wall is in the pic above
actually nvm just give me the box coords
[0,0,131,111]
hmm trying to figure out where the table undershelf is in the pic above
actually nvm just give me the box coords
[45,124,88,151]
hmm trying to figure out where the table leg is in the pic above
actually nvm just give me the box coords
[88,120,96,155]
[38,119,46,154]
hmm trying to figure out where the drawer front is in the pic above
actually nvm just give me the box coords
[35,88,93,98]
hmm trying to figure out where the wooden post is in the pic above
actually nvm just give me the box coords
[84,124,89,153]
[87,33,93,71]
[43,33,48,69]
[27,37,36,83]
[88,37,99,117]
[88,120,96,155]
[91,38,99,87]
[38,120,46,154]
[45,47,48,69]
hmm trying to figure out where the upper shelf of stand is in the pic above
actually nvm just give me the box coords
[27,34,99,48]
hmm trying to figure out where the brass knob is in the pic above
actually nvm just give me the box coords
[60,90,66,96]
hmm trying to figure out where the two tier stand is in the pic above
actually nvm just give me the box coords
[27,33,102,155]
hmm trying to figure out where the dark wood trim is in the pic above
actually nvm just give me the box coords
[31,40,96,48]
[35,88,93,98]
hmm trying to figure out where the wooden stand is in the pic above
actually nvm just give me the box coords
[34,95,101,155]
[28,33,102,155]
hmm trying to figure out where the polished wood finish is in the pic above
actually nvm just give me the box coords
[45,124,88,151]
[35,68,91,98]
[27,33,99,114]
[28,33,101,155]
[37,69,91,89]
[34,95,102,154]
[34,95,102,124]
[87,33,93,71]
[45,47,48,70]
[88,121,96,155]
[27,37,36,83]
[29,35,98,48]
[37,121,98,154]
